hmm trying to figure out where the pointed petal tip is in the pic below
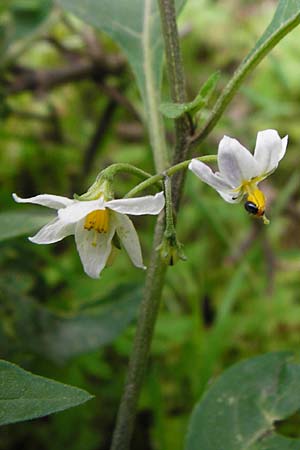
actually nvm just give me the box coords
[219,135,231,144]
[12,193,21,202]
[188,159,202,171]
[28,236,44,245]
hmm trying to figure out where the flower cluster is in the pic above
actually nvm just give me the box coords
[13,129,287,278]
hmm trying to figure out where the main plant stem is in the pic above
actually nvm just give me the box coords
[110,216,166,450]
[110,2,189,449]
[158,0,191,208]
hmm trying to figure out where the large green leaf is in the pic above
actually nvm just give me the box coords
[0,359,92,426]
[9,283,142,363]
[195,0,300,141]
[0,210,54,242]
[185,353,300,450]
[249,0,300,59]
[57,0,186,170]
[56,0,184,103]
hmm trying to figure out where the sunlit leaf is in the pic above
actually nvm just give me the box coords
[0,359,92,426]
[248,0,300,60]
[198,0,300,139]
[185,353,300,450]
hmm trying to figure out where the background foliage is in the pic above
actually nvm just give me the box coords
[1,0,300,448]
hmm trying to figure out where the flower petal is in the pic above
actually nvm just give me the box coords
[217,189,243,204]
[107,192,165,215]
[254,129,288,174]
[58,198,105,224]
[189,159,233,191]
[74,217,116,278]
[218,136,259,186]
[29,218,75,244]
[114,212,145,269]
[12,193,73,209]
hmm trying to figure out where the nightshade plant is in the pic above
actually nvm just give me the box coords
[4,0,300,449]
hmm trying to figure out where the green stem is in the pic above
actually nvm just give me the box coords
[78,163,159,200]
[97,163,153,181]
[158,0,191,207]
[110,2,191,449]
[143,0,169,172]
[125,155,216,198]
[163,174,176,236]
[191,11,300,146]
[110,215,167,450]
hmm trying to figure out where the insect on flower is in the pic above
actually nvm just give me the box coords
[189,129,288,224]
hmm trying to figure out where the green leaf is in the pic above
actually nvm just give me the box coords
[0,359,93,426]
[0,210,54,242]
[248,0,300,60]
[13,283,142,363]
[160,71,220,119]
[56,0,185,103]
[56,0,186,171]
[196,0,300,141]
[185,352,300,450]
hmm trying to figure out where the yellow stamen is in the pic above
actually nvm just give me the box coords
[84,209,109,233]
[262,214,270,225]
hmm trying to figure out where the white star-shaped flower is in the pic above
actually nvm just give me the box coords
[13,191,165,278]
[189,129,288,223]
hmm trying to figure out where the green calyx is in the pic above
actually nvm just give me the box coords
[158,232,186,266]
[75,177,114,201]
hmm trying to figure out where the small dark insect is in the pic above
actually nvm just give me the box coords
[244,201,259,215]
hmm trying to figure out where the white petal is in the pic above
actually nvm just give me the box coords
[218,136,260,186]
[74,217,116,279]
[254,130,288,174]
[106,192,165,215]
[114,212,145,269]
[217,189,242,204]
[189,159,233,191]
[29,218,75,244]
[58,198,105,224]
[12,193,73,209]
[279,135,288,161]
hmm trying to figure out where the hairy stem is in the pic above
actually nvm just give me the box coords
[158,0,191,208]
[163,174,176,236]
[110,215,167,450]
[110,2,189,449]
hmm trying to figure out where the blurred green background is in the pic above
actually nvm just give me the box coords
[1,0,300,448]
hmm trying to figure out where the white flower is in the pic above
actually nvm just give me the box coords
[12,192,165,278]
[189,129,288,223]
